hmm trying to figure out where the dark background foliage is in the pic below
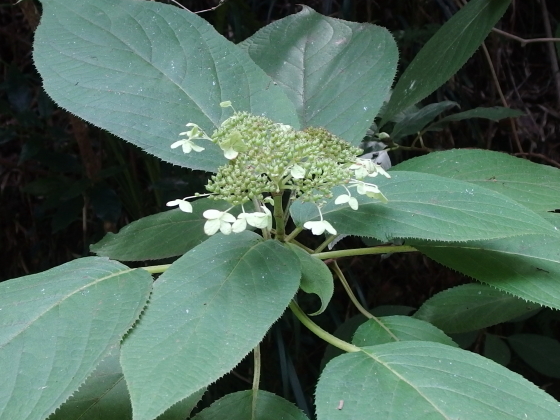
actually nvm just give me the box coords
[1,0,560,415]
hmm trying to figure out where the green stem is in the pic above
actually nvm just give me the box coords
[331,261,374,320]
[251,344,261,418]
[272,192,286,241]
[313,245,416,260]
[332,262,400,342]
[314,234,337,253]
[284,226,303,243]
[289,300,360,353]
[142,264,170,274]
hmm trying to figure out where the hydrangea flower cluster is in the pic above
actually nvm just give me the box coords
[167,103,390,237]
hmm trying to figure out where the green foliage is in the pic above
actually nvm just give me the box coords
[290,170,557,241]
[239,6,398,146]
[316,342,560,419]
[120,232,301,420]
[191,390,309,420]
[0,258,152,420]
[414,283,541,333]
[381,0,512,124]
[2,0,559,419]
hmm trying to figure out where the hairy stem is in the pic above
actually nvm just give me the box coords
[289,300,360,353]
[331,261,374,320]
[272,192,286,241]
[251,344,261,418]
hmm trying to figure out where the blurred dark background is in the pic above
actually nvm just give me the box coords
[2,0,560,414]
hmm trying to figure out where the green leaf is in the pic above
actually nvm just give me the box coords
[316,341,560,420]
[48,349,204,420]
[0,257,152,420]
[484,333,511,366]
[239,6,398,146]
[290,171,557,242]
[410,234,560,310]
[390,101,458,141]
[352,315,457,347]
[381,0,511,124]
[33,0,298,172]
[426,106,524,131]
[90,198,234,261]
[414,283,541,333]
[393,148,560,213]
[191,390,309,420]
[286,244,333,315]
[120,232,301,420]
[508,334,560,379]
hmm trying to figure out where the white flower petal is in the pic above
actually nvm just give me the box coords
[220,221,233,235]
[221,213,237,223]
[223,148,239,160]
[322,220,337,235]
[203,209,223,219]
[246,212,269,229]
[166,199,181,207]
[232,217,247,233]
[190,143,205,152]
[304,221,325,235]
[348,197,359,210]
[290,164,306,179]
[170,140,184,149]
[177,200,193,213]
[204,219,221,235]
[335,194,350,205]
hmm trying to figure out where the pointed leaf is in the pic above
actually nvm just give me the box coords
[290,171,557,242]
[48,349,204,420]
[33,0,298,172]
[411,234,560,310]
[393,148,560,213]
[191,390,309,420]
[239,6,398,145]
[390,101,458,141]
[316,341,560,420]
[426,106,524,131]
[414,283,541,333]
[121,232,301,420]
[352,315,457,347]
[286,243,333,315]
[0,257,152,420]
[508,334,560,379]
[382,0,511,124]
[90,198,234,261]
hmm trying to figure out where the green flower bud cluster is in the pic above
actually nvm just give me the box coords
[205,112,362,205]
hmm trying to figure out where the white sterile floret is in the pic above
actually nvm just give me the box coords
[304,220,337,236]
[166,199,193,213]
[334,194,359,210]
[170,138,205,154]
[203,209,237,235]
[232,206,272,233]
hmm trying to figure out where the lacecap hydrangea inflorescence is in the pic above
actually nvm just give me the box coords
[167,102,390,237]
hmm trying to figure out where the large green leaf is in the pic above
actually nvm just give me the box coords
[316,342,560,420]
[120,232,301,420]
[286,243,333,316]
[191,390,309,420]
[33,0,298,172]
[381,0,511,124]
[290,171,557,242]
[239,6,398,146]
[411,234,560,310]
[352,316,457,347]
[48,349,204,420]
[393,148,560,213]
[90,198,234,261]
[0,257,152,420]
[414,283,541,333]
